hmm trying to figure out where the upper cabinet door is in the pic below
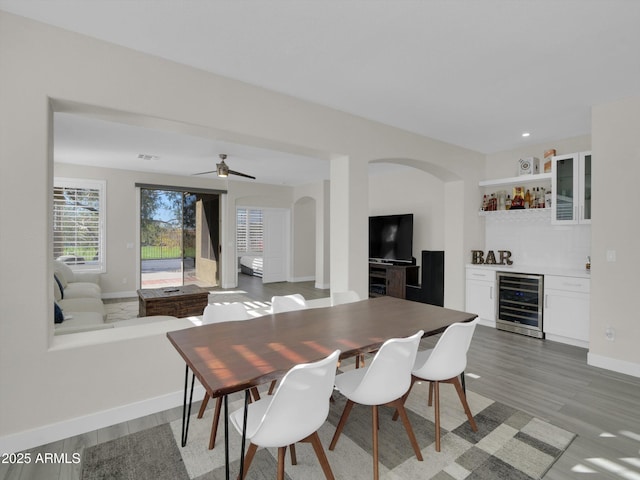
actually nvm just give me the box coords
[579,152,592,224]
[551,151,592,225]
[552,153,579,224]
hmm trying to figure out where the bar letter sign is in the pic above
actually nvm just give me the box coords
[471,250,513,265]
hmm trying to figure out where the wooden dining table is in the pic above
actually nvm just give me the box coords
[167,295,477,479]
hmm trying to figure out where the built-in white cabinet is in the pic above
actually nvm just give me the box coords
[543,275,590,347]
[551,151,592,224]
[465,268,496,327]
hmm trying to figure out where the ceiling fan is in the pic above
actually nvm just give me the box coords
[194,154,256,180]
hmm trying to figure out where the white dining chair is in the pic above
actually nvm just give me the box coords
[329,331,424,480]
[198,302,252,450]
[271,293,308,313]
[202,301,249,325]
[396,318,479,452]
[230,349,341,480]
[266,294,310,394]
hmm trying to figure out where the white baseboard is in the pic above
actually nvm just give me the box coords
[102,290,137,299]
[587,352,640,378]
[291,276,315,283]
[315,282,330,290]
[545,333,588,349]
[0,385,205,454]
[476,318,496,329]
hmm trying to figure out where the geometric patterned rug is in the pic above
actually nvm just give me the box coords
[82,381,575,480]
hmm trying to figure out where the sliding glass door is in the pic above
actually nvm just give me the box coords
[139,187,220,289]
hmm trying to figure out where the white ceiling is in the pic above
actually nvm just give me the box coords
[3,0,640,184]
[53,113,333,186]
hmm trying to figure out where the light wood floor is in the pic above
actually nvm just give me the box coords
[232,273,330,302]
[2,279,639,480]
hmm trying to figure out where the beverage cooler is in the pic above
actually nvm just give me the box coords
[496,272,544,338]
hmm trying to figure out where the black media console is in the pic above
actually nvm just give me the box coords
[368,263,419,299]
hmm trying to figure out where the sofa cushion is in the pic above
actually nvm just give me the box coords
[54,260,102,286]
[59,297,107,321]
[63,282,101,299]
[53,260,74,286]
[73,271,101,285]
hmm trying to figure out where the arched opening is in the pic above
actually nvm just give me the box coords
[368,157,464,308]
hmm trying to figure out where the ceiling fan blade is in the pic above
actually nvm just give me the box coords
[229,169,256,180]
[192,170,217,176]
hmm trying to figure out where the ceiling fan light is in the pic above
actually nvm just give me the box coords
[216,161,229,177]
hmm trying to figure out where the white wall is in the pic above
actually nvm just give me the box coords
[292,197,316,281]
[485,217,591,269]
[294,180,330,289]
[369,166,445,265]
[589,95,640,376]
[0,11,484,451]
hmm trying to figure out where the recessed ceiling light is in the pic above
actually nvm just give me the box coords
[522,132,530,138]
[138,154,159,160]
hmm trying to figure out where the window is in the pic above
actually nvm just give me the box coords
[53,178,106,273]
[236,208,263,254]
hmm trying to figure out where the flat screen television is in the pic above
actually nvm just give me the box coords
[369,213,414,264]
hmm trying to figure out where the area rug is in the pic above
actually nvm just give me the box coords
[81,384,575,480]
[104,300,139,322]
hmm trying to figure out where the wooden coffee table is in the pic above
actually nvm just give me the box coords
[137,284,209,317]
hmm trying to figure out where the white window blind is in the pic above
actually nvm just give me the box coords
[53,178,106,272]
[236,208,263,254]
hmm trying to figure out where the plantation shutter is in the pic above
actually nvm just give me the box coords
[236,209,248,252]
[53,178,106,272]
[248,209,263,252]
[236,208,263,254]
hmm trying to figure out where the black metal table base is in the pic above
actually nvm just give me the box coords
[181,364,252,480]
[181,365,195,448]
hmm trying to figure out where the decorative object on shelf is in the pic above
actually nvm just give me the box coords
[544,149,556,173]
[471,250,513,266]
[518,157,539,176]
[511,186,525,209]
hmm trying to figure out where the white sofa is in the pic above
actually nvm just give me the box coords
[53,260,178,335]
[54,260,108,334]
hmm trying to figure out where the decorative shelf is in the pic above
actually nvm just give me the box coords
[479,208,551,220]
[479,173,552,187]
